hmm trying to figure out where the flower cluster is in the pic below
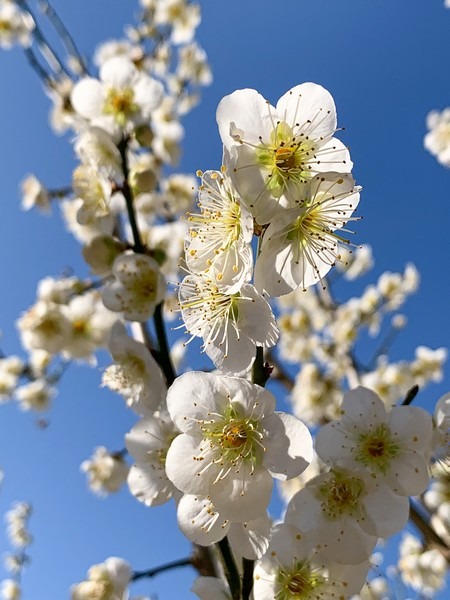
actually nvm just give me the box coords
[0,2,448,600]
[0,501,33,600]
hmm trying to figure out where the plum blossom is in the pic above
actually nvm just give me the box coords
[20,174,50,214]
[165,372,313,521]
[81,447,129,496]
[102,322,166,414]
[0,2,34,49]
[285,467,409,564]
[102,252,166,321]
[217,83,352,224]
[254,172,360,296]
[315,387,433,496]
[71,557,132,600]
[253,524,370,600]
[126,411,179,507]
[185,169,253,292]
[71,56,163,129]
[178,275,279,374]
[424,107,450,167]
[0,579,21,600]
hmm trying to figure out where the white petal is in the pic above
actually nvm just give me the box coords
[100,56,137,87]
[276,82,337,140]
[166,371,229,433]
[71,78,104,120]
[177,494,229,545]
[263,413,313,480]
[217,88,273,149]
[127,463,173,507]
[165,434,216,495]
[362,484,409,537]
[227,513,271,560]
[210,464,272,521]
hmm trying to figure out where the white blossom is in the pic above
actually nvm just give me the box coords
[20,175,50,214]
[178,275,279,375]
[424,107,450,167]
[217,83,352,224]
[81,447,129,496]
[102,252,165,322]
[71,557,131,600]
[254,172,360,296]
[103,322,166,414]
[0,2,34,49]
[126,411,179,507]
[165,372,313,521]
[0,579,21,600]
[186,169,253,293]
[253,523,369,600]
[71,56,163,129]
[315,387,433,496]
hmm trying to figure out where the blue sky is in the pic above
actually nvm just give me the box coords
[0,1,449,598]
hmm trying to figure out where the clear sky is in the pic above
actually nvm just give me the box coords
[0,1,449,598]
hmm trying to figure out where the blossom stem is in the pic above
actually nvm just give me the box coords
[153,302,176,386]
[117,137,145,254]
[409,500,450,562]
[131,557,192,581]
[252,346,269,387]
[38,0,88,75]
[23,47,53,85]
[17,0,70,77]
[242,557,254,600]
[266,348,294,391]
[216,537,241,600]
[401,384,419,406]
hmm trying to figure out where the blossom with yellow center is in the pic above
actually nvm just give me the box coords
[165,372,313,521]
[71,56,163,130]
[186,169,253,293]
[316,387,433,496]
[254,172,360,296]
[253,524,370,600]
[178,274,279,374]
[217,82,352,224]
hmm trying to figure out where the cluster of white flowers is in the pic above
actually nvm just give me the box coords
[398,533,447,596]
[0,0,34,50]
[0,2,449,599]
[17,278,117,364]
[71,556,148,600]
[272,248,446,428]
[80,446,129,497]
[0,502,33,600]
[424,108,450,167]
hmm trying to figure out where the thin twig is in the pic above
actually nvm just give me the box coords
[17,0,70,77]
[24,47,53,85]
[38,0,88,75]
[217,537,241,600]
[118,137,145,254]
[242,557,254,600]
[153,302,177,386]
[132,557,192,581]
[409,500,450,563]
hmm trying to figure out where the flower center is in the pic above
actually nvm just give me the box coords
[318,470,364,520]
[355,423,400,474]
[103,87,138,126]
[72,319,88,336]
[0,20,12,33]
[277,561,325,599]
[201,406,263,468]
[130,269,160,302]
[254,121,314,197]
